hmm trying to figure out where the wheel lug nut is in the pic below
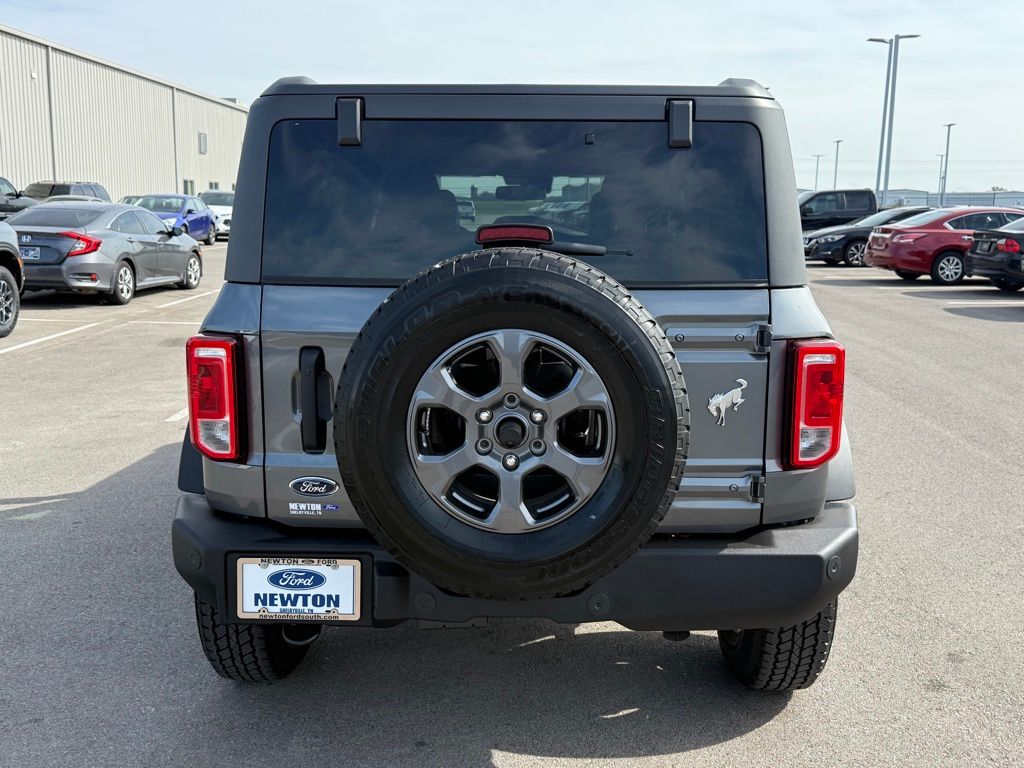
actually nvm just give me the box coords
[503,393,520,409]
[502,453,519,470]
[477,408,493,424]
[530,410,546,424]
[530,439,546,456]
[476,438,492,455]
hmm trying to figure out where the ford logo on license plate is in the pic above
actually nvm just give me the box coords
[267,569,327,590]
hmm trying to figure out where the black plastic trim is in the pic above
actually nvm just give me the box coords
[177,432,204,494]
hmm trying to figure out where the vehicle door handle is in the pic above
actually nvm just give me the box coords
[299,347,331,453]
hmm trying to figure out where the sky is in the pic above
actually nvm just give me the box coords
[5,0,1024,192]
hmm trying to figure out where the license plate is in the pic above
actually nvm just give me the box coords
[236,556,361,621]
[19,246,40,260]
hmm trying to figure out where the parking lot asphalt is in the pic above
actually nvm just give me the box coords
[1,255,1022,768]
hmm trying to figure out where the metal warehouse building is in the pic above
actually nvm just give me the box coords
[0,24,247,201]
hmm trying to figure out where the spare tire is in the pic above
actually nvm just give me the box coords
[334,249,689,600]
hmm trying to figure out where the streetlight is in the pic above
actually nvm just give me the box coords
[868,37,894,197]
[869,33,921,206]
[935,154,944,202]
[832,140,843,188]
[812,153,825,190]
[940,123,955,205]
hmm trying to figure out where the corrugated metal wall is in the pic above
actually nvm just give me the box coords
[0,26,247,200]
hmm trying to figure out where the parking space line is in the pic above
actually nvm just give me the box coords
[0,322,105,355]
[164,407,189,422]
[156,289,220,309]
[17,316,99,323]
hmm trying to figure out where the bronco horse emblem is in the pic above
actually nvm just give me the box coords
[707,379,748,426]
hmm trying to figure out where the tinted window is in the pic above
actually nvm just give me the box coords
[844,191,872,209]
[854,208,926,227]
[894,209,952,228]
[200,191,234,206]
[804,193,839,214]
[0,178,16,196]
[138,195,185,213]
[953,212,1003,230]
[262,120,768,285]
[7,206,101,227]
[111,212,145,234]
[137,210,171,235]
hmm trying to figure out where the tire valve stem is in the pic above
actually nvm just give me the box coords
[502,453,519,470]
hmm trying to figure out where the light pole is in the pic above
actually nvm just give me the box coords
[813,153,825,190]
[935,154,944,202]
[940,123,955,205]
[832,140,843,188]
[868,37,894,196]
[878,33,921,206]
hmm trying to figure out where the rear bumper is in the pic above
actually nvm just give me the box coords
[172,493,859,631]
[23,259,114,291]
[964,253,1024,281]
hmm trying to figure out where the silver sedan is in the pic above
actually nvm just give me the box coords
[8,201,203,305]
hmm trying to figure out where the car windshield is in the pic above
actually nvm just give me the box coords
[200,191,234,206]
[854,208,923,227]
[891,209,951,228]
[1000,216,1024,232]
[262,119,768,286]
[7,206,102,227]
[137,195,185,213]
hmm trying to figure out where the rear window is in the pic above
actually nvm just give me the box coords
[261,120,768,286]
[7,206,101,227]
[138,195,185,213]
[24,183,64,199]
[200,191,235,206]
[894,209,951,228]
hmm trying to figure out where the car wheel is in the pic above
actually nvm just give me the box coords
[843,240,867,267]
[334,248,690,600]
[108,261,135,305]
[179,253,202,289]
[895,270,921,281]
[194,595,320,682]
[930,251,965,285]
[204,224,216,246]
[718,599,838,691]
[0,265,20,338]
[991,277,1024,293]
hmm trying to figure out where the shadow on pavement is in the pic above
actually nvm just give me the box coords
[2,443,790,767]
[944,305,1024,322]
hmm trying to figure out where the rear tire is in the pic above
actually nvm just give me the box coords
[107,261,135,305]
[843,240,867,267]
[718,599,838,691]
[204,225,216,246]
[194,596,321,683]
[0,265,20,338]
[991,277,1024,293]
[930,251,965,284]
[179,253,202,289]
[895,269,921,281]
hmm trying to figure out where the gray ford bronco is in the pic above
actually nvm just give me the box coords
[172,78,858,691]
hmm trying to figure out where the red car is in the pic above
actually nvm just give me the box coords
[864,207,1024,284]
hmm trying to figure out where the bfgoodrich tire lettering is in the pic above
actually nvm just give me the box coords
[334,249,689,600]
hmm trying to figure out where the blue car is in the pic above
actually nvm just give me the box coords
[135,194,217,245]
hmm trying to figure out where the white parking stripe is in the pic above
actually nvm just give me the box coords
[155,289,220,309]
[0,322,105,355]
[164,407,190,422]
[17,317,96,323]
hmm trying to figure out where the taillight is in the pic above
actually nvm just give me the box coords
[787,340,845,469]
[60,231,102,257]
[996,238,1021,253]
[476,224,554,245]
[891,232,925,244]
[186,335,239,460]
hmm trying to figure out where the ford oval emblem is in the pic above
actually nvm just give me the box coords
[267,569,327,590]
[289,476,339,497]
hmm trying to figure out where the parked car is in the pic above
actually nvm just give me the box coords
[805,206,932,266]
[798,189,877,231]
[119,195,144,206]
[44,194,106,203]
[864,207,1024,284]
[964,216,1024,292]
[199,190,235,239]
[456,198,476,222]
[0,176,38,220]
[7,202,203,305]
[23,181,111,202]
[172,78,857,692]
[0,220,22,337]
[135,194,217,245]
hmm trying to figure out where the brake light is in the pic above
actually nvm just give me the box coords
[996,238,1021,253]
[186,335,239,460]
[787,340,845,469]
[891,232,926,244]
[60,231,102,257]
[476,224,554,245]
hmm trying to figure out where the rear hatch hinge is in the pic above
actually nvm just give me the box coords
[749,475,766,503]
[753,324,773,354]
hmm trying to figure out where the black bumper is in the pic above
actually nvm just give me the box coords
[964,252,1024,281]
[172,493,858,631]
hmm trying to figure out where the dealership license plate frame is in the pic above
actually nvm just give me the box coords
[236,556,362,622]
[19,246,40,260]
